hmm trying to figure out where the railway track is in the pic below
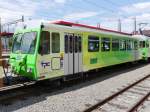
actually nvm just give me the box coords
[0,62,149,108]
[83,74,150,112]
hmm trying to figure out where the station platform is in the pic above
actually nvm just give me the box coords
[0,66,4,78]
[0,57,13,89]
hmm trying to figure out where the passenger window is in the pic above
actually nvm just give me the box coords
[143,41,146,47]
[101,38,110,51]
[140,41,142,48]
[78,36,82,53]
[120,40,126,51]
[52,33,60,53]
[146,42,149,48]
[131,41,134,50]
[75,36,78,53]
[140,41,145,48]
[75,36,82,53]
[88,36,99,52]
[69,35,73,53]
[134,41,138,50]
[112,39,119,51]
[127,40,132,50]
[65,35,68,53]
[39,31,50,55]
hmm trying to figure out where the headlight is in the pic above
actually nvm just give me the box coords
[27,68,32,73]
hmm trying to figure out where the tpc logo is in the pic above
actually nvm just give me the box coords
[41,61,50,68]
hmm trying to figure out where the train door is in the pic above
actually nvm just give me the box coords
[74,35,82,73]
[64,34,82,75]
[134,41,140,60]
[51,32,61,70]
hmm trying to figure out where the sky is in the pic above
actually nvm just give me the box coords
[1,0,150,33]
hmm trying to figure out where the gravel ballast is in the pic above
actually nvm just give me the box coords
[0,63,150,112]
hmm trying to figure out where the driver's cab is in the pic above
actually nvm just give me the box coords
[36,29,64,80]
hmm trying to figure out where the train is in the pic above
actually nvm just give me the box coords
[8,20,150,82]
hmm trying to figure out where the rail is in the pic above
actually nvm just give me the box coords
[83,74,150,112]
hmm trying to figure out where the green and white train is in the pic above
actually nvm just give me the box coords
[9,21,150,81]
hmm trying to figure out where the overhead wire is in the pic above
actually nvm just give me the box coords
[103,0,129,18]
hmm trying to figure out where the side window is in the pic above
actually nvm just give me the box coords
[143,41,146,47]
[140,41,143,48]
[78,36,82,53]
[143,41,146,48]
[131,41,134,50]
[75,36,78,53]
[120,40,126,51]
[52,32,60,53]
[112,39,119,51]
[101,37,110,51]
[69,35,73,53]
[146,41,149,48]
[88,36,99,52]
[134,41,138,50]
[65,35,68,53]
[140,41,145,48]
[127,40,132,50]
[39,31,50,54]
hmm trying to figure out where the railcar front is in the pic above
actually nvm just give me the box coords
[133,35,150,61]
[9,27,40,80]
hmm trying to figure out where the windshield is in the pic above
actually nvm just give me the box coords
[12,32,37,54]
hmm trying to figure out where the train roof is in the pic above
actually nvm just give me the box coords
[16,20,134,39]
[132,35,150,41]
[52,21,132,36]
[44,23,135,39]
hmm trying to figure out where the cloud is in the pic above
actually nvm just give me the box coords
[2,1,150,34]
[121,2,150,14]
[0,0,70,23]
[54,0,68,4]
[0,0,39,23]
[136,13,150,21]
[63,11,99,20]
[118,2,150,32]
[117,13,150,33]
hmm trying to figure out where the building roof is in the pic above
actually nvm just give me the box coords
[0,32,13,37]
[142,30,150,37]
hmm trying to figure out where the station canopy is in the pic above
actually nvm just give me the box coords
[0,32,13,37]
